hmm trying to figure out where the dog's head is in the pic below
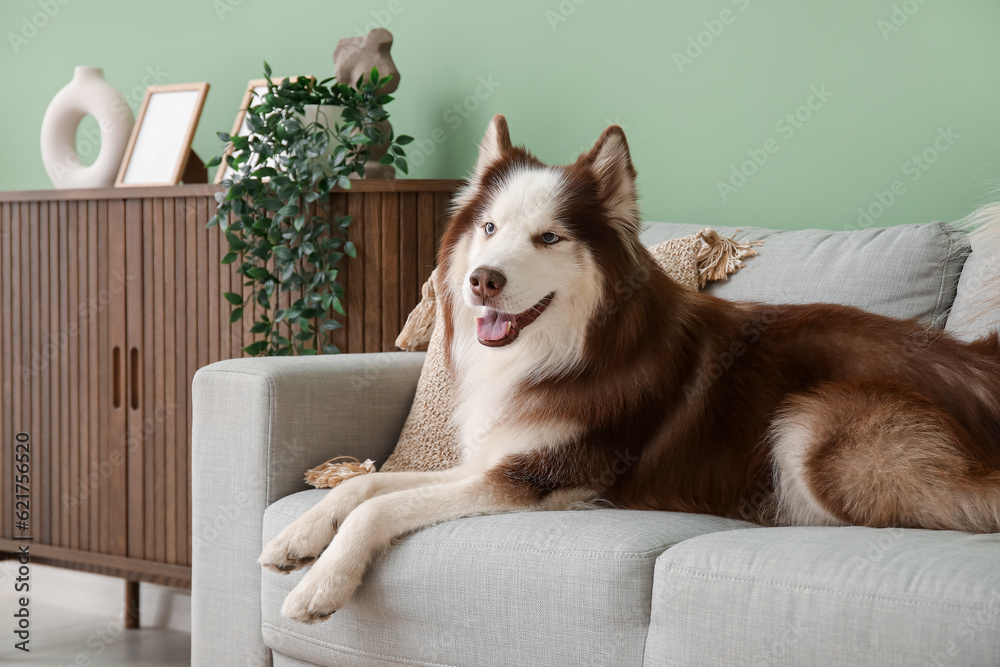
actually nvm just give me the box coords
[439,115,643,367]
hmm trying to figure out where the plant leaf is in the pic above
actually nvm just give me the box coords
[243,340,268,356]
[258,197,283,211]
[223,291,244,306]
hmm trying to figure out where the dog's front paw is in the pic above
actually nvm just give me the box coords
[258,520,334,574]
[281,571,359,624]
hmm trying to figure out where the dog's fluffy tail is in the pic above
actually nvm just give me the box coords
[948,202,1000,341]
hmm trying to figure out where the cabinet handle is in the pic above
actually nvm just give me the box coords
[112,346,122,409]
[130,347,140,410]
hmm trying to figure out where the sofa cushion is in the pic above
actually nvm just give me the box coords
[644,526,1000,667]
[261,489,755,667]
[945,222,1000,341]
[639,222,970,327]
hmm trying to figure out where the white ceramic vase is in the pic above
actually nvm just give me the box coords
[40,66,135,188]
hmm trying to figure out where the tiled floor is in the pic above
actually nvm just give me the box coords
[0,562,191,665]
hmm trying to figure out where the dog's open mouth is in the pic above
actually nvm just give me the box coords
[476,293,555,347]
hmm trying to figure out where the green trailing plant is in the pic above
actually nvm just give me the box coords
[207,62,412,356]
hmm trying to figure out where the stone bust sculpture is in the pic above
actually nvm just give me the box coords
[334,28,399,95]
[334,28,400,177]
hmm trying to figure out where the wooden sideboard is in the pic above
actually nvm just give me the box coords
[0,180,460,593]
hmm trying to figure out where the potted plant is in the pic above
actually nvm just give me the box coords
[207,63,412,356]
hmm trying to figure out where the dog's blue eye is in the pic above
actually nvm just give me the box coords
[542,232,560,244]
[484,222,496,236]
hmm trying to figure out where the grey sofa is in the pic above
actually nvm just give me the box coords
[191,220,1000,667]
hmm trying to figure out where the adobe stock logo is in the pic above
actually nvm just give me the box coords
[850,126,959,230]
[672,0,753,74]
[877,0,931,41]
[716,84,833,202]
[7,0,73,53]
[545,0,587,32]
[405,75,502,169]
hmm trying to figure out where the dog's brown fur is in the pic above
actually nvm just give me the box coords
[441,117,1000,532]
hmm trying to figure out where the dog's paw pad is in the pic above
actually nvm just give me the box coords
[259,526,334,574]
[282,571,359,624]
[304,608,336,623]
[282,588,339,623]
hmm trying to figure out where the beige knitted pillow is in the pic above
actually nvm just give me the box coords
[380,233,707,472]
[381,292,463,471]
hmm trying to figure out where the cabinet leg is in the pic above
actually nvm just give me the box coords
[125,580,140,629]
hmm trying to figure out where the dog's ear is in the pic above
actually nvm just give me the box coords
[578,125,640,233]
[473,114,512,180]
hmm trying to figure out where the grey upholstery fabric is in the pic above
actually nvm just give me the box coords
[261,490,755,667]
[645,527,1000,667]
[191,353,426,667]
[273,654,324,667]
[640,222,970,326]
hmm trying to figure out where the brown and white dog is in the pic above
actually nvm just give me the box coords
[261,114,1000,623]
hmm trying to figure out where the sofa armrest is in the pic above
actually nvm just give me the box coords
[190,351,425,667]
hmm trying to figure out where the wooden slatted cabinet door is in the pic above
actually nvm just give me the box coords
[142,196,191,566]
[105,200,130,556]
[2,200,129,556]
[140,195,232,567]
[125,198,146,562]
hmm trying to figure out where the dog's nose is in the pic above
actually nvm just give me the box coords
[469,267,506,300]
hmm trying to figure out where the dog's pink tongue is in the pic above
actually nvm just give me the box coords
[476,308,515,341]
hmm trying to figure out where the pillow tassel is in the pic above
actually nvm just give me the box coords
[696,228,762,288]
[395,268,438,351]
[305,456,376,488]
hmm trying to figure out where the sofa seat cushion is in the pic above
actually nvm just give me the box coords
[639,222,970,327]
[644,526,1000,667]
[261,489,755,667]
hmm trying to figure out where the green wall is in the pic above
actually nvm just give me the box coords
[3,0,999,230]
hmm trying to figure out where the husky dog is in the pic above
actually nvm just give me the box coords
[261,115,1000,623]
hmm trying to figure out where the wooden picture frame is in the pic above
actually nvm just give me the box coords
[116,83,210,188]
[215,77,295,184]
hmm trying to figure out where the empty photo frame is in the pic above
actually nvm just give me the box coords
[116,82,210,187]
[214,78,272,184]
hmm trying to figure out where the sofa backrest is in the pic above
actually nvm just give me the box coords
[640,222,970,327]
